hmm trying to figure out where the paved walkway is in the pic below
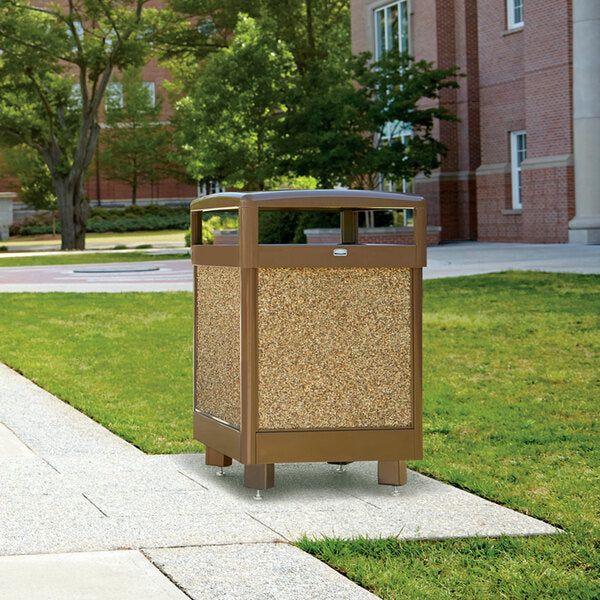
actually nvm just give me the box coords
[0,363,557,599]
[0,242,598,293]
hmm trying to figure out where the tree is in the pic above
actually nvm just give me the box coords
[0,0,181,249]
[2,144,59,235]
[100,67,174,204]
[279,50,461,188]
[168,2,460,191]
[171,16,295,190]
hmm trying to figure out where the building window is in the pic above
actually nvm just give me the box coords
[105,82,123,109]
[70,84,82,109]
[198,180,223,196]
[374,1,409,60]
[507,0,524,29]
[510,130,526,209]
[143,82,156,107]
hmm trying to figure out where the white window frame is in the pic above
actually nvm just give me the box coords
[105,82,123,109]
[374,1,410,61]
[198,180,224,197]
[510,130,526,209]
[143,82,156,107]
[70,84,82,109]
[507,0,524,30]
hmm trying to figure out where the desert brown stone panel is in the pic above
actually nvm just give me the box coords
[194,266,241,428]
[256,267,413,431]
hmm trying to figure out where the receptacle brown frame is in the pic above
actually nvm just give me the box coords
[191,190,425,467]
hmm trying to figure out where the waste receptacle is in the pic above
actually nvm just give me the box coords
[190,190,426,493]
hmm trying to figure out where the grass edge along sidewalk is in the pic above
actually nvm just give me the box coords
[0,271,598,599]
[0,251,189,267]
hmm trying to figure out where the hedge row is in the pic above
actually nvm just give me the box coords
[19,213,190,236]
[89,204,189,220]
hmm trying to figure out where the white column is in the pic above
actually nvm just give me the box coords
[569,0,600,244]
[0,192,16,241]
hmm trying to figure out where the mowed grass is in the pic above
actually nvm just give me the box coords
[0,252,189,267]
[299,272,600,599]
[0,292,199,453]
[0,272,598,598]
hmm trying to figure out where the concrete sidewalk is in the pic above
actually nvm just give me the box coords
[425,241,600,278]
[0,362,558,599]
[0,241,598,293]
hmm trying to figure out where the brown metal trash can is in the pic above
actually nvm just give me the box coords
[190,190,425,492]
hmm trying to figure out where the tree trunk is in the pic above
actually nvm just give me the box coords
[55,176,89,250]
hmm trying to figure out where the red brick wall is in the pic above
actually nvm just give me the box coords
[521,166,575,243]
[476,171,523,242]
[305,227,442,246]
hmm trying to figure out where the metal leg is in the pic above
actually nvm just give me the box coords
[378,460,407,487]
[244,463,275,490]
[205,447,232,469]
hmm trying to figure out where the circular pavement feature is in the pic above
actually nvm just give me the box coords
[72,266,160,274]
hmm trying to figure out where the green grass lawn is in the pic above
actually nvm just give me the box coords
[0,272,597,598]
[0,252,189,267]
[0,292,198,453]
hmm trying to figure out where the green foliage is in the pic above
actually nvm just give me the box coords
[185,213,240,246]
[100,67,176,204]
[19,214,190,236]
[258,210,339,243]
[171,15,295,190]
[1,145,57,212]
[90,204,188,219]
[279,51,461,188]
[353,50,461,186]
[170,5,460,190]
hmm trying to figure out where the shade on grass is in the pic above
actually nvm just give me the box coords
[0,272,598,598]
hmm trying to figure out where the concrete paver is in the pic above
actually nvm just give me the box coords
[424,241,600,279]
[146,544,379,600]
[0,550,190,600]
[0,423,34,458]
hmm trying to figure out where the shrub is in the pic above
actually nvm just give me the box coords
[18,213,191,236]
[185,213,239,247]
[258,210,339,244]
[14,204,191,236]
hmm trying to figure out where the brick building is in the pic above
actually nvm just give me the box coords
[85,57,198,207]
[351,0,600,243]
